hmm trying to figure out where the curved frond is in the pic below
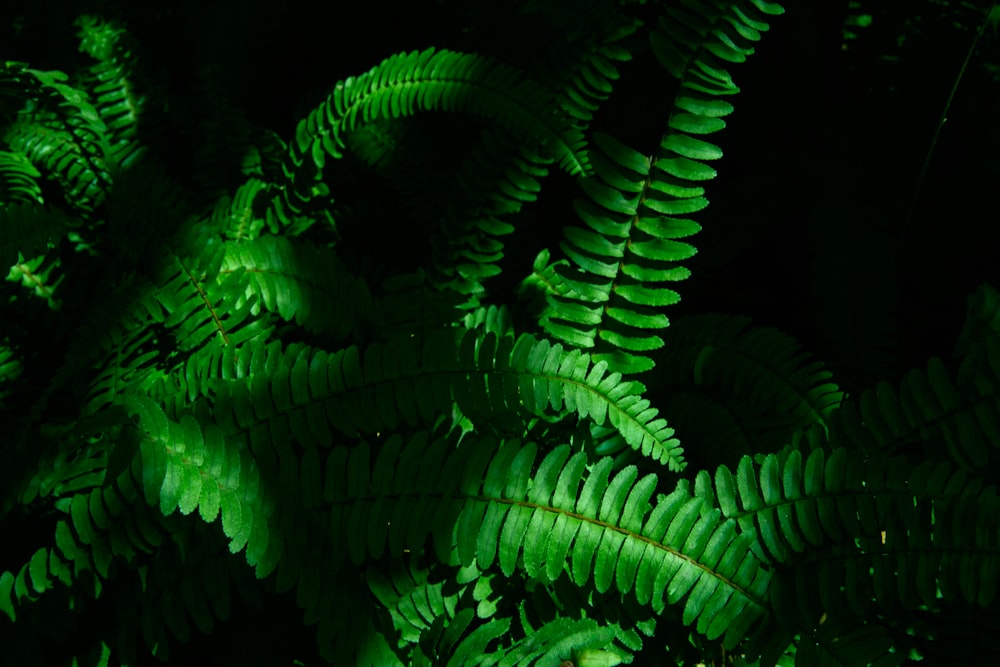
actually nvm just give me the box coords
[199,329,682,468]
[267,48,589,232]
[650,314,843,464]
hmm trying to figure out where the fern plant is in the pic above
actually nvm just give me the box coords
[2,1,1000,665]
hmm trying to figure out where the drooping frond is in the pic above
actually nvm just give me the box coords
[183,328,681,467]
[427,128,552,306]
[522,0,639,124]
[266,47,590,234]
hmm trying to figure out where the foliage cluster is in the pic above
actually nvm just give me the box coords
[2,1,1000,665]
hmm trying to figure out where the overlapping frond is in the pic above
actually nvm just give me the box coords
[220,234,373,342]
[197,328,682,468]
[424,5,637,307]
[538,0,783,374]
[1,62,111,213]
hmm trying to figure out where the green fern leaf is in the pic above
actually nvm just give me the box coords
[828,339,1000,468]
[0,150,43,203]
[75,15,150,170]
[1,62,112,212]
[270,47,589,230]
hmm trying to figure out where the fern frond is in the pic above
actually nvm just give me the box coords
[1,62,112,213]
[122,395,280,572]
[268,48,589,232]
[202,329,681,467]
[74,14,151,170]
[538,131,700,373]
[649,314,843,465]
[428,128,552,305]
[220,234,373,342]
[710,447,1000,642]
[531,0,785,373]
[7,251,63,309]
[826,337,1000,468]
[0,150,43,204]
[212,178,268,242]
[523,0,638,124]
[143,231,275,356]
[371,270,468,342]
[328,434,766,650]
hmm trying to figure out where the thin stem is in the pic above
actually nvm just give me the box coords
[895,3,996,262]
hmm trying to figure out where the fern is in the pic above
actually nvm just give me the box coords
[2,2,998,666]
[539,0,784,374]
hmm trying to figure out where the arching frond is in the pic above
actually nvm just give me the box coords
[197,329,682,468]
[267,48,589,233]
